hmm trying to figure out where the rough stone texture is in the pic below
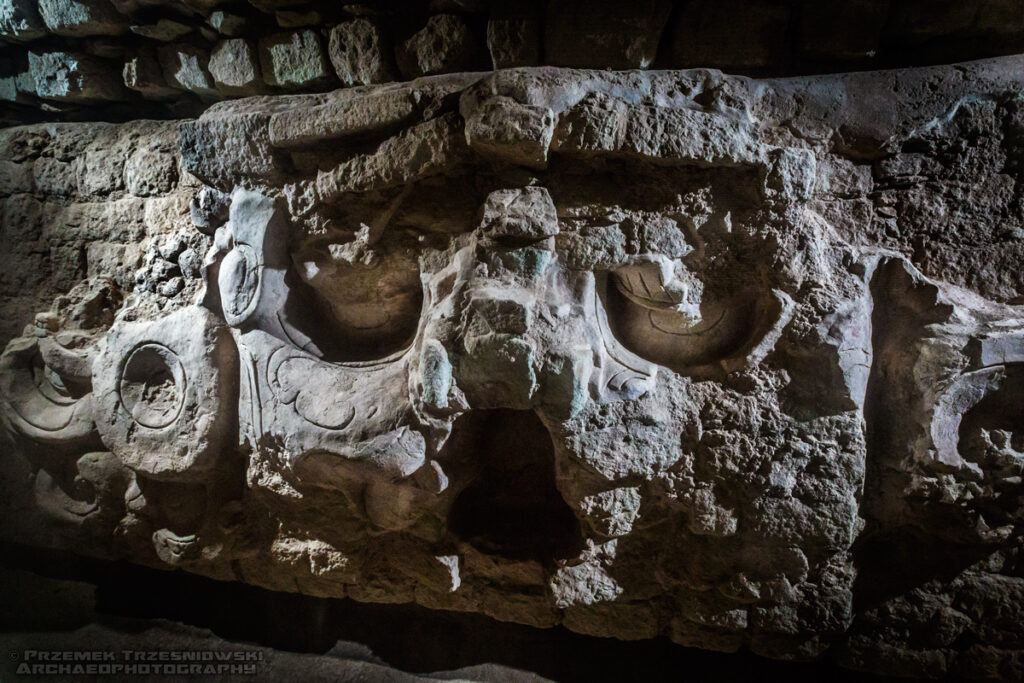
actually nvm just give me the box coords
[259,29,333,90]
[28,51,126,102]
[0,0,47,42]
[395,14,477,79]
[209,39,264,96]
[37,0,128,38]
[4,57,1024,680]
[158,43,216,99]
[327,18,396,87]
[122,46,178,99]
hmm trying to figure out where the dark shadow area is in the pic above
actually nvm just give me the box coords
[854,259,998,611]
[851,528,999,613]
[445,409,584,564]
[0,543,913,683]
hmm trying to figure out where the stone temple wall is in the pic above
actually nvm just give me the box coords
[1,0,1024,124]
[3,3,1024,683]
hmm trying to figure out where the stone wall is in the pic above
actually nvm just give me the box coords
[1,0,1024,123]
[2,56,1024,679]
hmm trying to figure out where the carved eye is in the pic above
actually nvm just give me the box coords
[295,247,424,363]
[601,260,786,375]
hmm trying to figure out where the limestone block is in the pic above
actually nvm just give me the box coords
[0,0,47,41]
[92,306,236,481]
[28,51,126,101]
[209,39,263,96]
[464,96,554,170]
[158,44,217,99]
[124,147,178,197]
[259,29,333,90]
[327,18,395,87]
[37,0,127,37]
[123,47,178,99]
[395,14,477,78]
[207,10,247,37]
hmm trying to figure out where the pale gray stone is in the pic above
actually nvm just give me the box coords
[0,0,47,41]
[207,10,247,37]
[209,39,263,96]
[157,43,217,99]
[327,18,395,86]
[124,147,177,196]
[28,51,126,101]
[37,0,127,37]
[258,29,333,90]
[123,47,178,99]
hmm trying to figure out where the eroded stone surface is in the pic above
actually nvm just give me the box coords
[3,59,1024,680]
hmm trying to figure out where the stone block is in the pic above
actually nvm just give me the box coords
[28,51,126,102]
[0,0,47,41]
[327,18,395,86]
[157,43,217,99]
[209,39,263,96]
[37,0,127,37]
[259,29,333,90]
[395,14,478,78]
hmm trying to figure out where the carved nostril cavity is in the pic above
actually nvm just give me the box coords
[445,409,583,564]
[119,343,185,429]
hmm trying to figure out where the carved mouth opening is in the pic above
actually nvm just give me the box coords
[445,409,583,564]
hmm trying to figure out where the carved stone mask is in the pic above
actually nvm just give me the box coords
[3,65,1024,663]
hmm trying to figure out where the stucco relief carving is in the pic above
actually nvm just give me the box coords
[3,61,1024,674]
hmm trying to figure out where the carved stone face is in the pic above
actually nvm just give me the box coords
[3,65,1024,663]
[174,73,869,647]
